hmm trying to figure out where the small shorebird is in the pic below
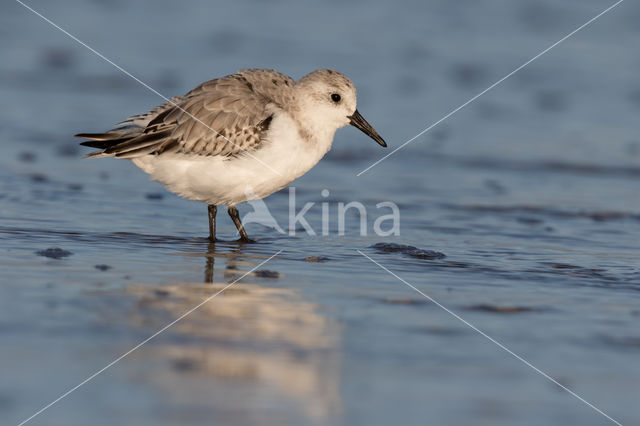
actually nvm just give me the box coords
[77,69,386,242]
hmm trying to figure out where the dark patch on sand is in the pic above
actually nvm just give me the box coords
[254,270,280,278]
[94,264,112,271]
[145,192,164,200]
[36,247,72,259]
[371,242,446,260]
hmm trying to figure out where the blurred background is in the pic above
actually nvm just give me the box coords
[1,0,639,425]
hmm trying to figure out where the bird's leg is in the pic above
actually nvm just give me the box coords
[227,206,254,243]
[208,204,217,242]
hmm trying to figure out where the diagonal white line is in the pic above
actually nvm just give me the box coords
[15,0,283,177]
[357,0,624,176]
[357,250,623,426]
[18,249,283,426]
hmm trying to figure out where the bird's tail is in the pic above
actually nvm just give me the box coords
[76,129,141,158]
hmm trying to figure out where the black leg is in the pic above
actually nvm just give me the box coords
[227,206,254,242]
[208,204,217,242]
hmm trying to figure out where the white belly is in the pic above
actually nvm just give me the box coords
[132,112,334,206]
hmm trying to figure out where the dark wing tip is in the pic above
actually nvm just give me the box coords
[79,140,109,148]
[76,132,133,149]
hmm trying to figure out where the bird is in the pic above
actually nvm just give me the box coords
[76,68,386,242]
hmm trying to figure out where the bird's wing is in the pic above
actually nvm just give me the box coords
[78,70,294,159]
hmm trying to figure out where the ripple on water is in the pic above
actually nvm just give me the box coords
[441,203,640,222]
[463,304,542,314]
[304,256,329,263]
[535,262,618,282]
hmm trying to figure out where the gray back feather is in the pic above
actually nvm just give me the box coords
[92,69,295,158]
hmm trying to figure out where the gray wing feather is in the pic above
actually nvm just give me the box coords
[79,69,294,159]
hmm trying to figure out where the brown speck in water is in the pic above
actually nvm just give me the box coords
[305,256,329,263]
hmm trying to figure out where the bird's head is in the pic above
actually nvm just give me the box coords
[295,69,386,147]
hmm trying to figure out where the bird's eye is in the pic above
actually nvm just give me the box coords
[331,93,341,103]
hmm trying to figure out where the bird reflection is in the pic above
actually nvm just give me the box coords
[204,241,215,283]
[123,243,341,424]
[203,240,263,283]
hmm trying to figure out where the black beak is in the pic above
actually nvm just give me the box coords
[348,109,387,147]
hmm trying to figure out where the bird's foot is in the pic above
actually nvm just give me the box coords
[236,236,257,244]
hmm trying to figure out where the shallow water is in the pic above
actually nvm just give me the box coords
[1,0,639,425]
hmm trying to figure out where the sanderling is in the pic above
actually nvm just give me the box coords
[77,69,386,242]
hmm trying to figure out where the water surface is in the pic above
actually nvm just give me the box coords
[1,0,639,425]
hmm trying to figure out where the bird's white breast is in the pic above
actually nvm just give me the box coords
[131,110,335,206]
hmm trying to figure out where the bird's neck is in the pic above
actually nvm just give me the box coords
[288,104,338,155]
